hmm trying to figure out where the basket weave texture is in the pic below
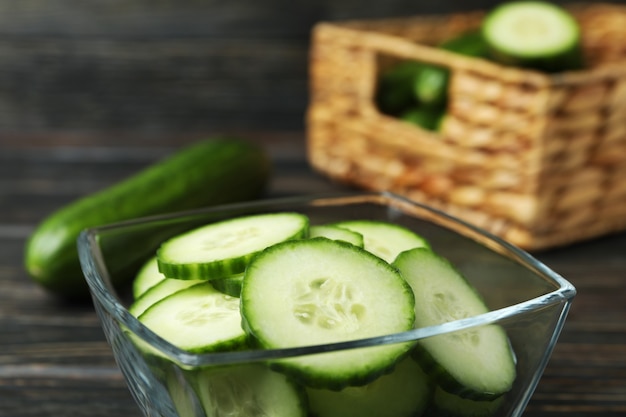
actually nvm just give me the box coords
[306,3,626,250]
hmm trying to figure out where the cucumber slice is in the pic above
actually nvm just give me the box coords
[192,364,307,417]
[164,369,205,417]
[482,1,584,72]
[307,357,432,417]
[129,278,204,317]
[157,212,309,280]
[426,385,505,417]
[138,282,247,353]
[241,238,415,388]
[393,248,516,400]
[332,220,430,263]
[309,224,364,247]
[132,256,166,299]
[210,273,244,297]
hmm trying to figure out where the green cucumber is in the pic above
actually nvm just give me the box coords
[309,224,364,247]
[25,138,271,300]
[129,277,204,317]
[376,61,422,115]
[210,273,245,297]
[414,31,489,107]
[241,237,415,389]
[482,1,584,72]
[138,282,247,353]
[332,220,430,263]
[306,357,432,417]
[192,364,307,417]
[425,385,505,417]
[157,212,309,280]
[132,256,166,300]
[393,248,516,400]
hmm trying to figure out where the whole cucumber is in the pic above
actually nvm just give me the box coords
[414,30,490,107]
[24,137,271,300]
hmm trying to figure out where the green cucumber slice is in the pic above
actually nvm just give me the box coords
[129,278,204,317]
[393,248,516,400]
[332,220,430,263]
[193,364,307,417]
[132,256,166,300]
[482,1,584,72]
[157,212,309,280]
[426,385,505,417]
[138,282,247,353]
[309,224,364,247]
[210,273,244,297]
[241,238,415,388]
[307,357,432,417]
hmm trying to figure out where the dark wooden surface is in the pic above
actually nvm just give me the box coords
[1,132,626,416]
[1,0,625,133]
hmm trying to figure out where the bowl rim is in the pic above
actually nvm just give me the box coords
[78,191,576,367]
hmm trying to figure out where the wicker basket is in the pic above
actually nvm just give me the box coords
[306,3,626,251]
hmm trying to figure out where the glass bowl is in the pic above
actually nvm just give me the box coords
[78,192,576,417]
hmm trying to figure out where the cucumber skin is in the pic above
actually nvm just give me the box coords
[24,138,271,300]
[411,343,506,401]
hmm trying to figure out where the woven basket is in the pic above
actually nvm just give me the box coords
[306,3,626,251]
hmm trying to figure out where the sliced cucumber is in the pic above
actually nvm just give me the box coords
[157,212,309,280]
[210,273,244,298]
[309,224,364,247]
[393,248,516,400]
[164,369,205,417]
[241,238,415,388]
[138,282,247,353]
[192,364,307,417]
[332,220,430,263]
[129,277,204,317]
[132,256,166,300]
[307,357,432,417]
[426,385,505,417]
[482,1,584,72]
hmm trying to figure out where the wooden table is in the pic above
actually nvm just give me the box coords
[2,133,626,416]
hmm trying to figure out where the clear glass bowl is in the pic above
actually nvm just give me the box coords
[78,192,576,417]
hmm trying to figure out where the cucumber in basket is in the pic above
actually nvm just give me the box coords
[393,247,517,400]
[481,1,584,72]
[414,30,490,108]
[400,106,446,132]
[375,61,423,115]
[241,237,416,389]
[24,138,271,300]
